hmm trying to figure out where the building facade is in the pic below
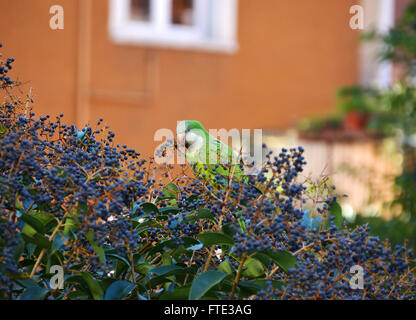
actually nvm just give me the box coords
[0,0,360,156]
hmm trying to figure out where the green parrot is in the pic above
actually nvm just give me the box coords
[176,120,265,233]
[176,120,247,188]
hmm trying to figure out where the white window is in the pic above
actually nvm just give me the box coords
[109,0,239,53]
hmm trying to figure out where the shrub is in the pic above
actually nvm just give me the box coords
[0,44,415,300]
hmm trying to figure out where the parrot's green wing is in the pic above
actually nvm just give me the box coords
[177,120,254,190]
[186,134,247,187]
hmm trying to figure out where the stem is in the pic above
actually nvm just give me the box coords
[128,249,141,300]
[229,253,247,300]
[183,251,195,286]
[30,210,69,278]
[203,245,215,272]
[267,243,314,279]
[203,215,224,272]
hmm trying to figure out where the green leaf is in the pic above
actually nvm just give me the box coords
[100,279,117,293]
[85,231,105,264]
[46,251,63,274]
[237,281,263,297]
[135,263,153,275]
[0,124,7,137]
[19,286,48,300]
[56,167,68,179]
[32,211,55,226]
[238,218,247,232]
[13,239,25,262]
[252,252,272,267]
[52,233,67,252]
[243,258,264,278]
[159,207,179,215]
[196,209,215,219]
[197,232,234,247]
[221,223,237,237]
[115,260,129,278]
[64,217,78,235]
[159,286,191,300]
[135,220,163,232]
[80,272,104,300]
[64,204,85,235]
[253,279,283,289]
[67,290,89,300]
[189,271,227,300]
[26,243,37,258]
[182,237,201,248]
[140,202,159,215]
[159,183,179,200]
[107,253,130,268]
[149,265,183,277]
[15,278,39,289]
[104,281,136,300]
[218,259,234,275]
[149,265,195,279]
[146,239,174,255]
[162,252,171,265]
[187,209,216,223]
[21,233,51,250]
[329,202,344,228]
[22,224,37,237]
[266,250,297,273]
[147,275,173,288]
[238,279,283,298]
[22,213,45,234]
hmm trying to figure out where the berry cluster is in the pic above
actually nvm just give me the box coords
[0,43,415,300]
[0,45,151,296]
[0,43,15,86]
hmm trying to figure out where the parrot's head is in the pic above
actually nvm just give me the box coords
[176,120,207,149]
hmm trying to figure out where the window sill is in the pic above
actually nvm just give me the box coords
[109,29,239,54]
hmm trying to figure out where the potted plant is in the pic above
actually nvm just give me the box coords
[336,86,379,131]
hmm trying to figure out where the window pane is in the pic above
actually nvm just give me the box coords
[130,0,151,22]
[171,0,194,26]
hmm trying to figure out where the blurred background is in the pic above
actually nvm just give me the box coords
[1,0,416,250]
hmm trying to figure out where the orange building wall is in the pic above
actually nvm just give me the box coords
[0,0,359,157]
[0,0,79,124]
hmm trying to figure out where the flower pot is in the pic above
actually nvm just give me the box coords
[344,112,370,131]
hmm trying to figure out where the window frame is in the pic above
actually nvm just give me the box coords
[109,0,239,53]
